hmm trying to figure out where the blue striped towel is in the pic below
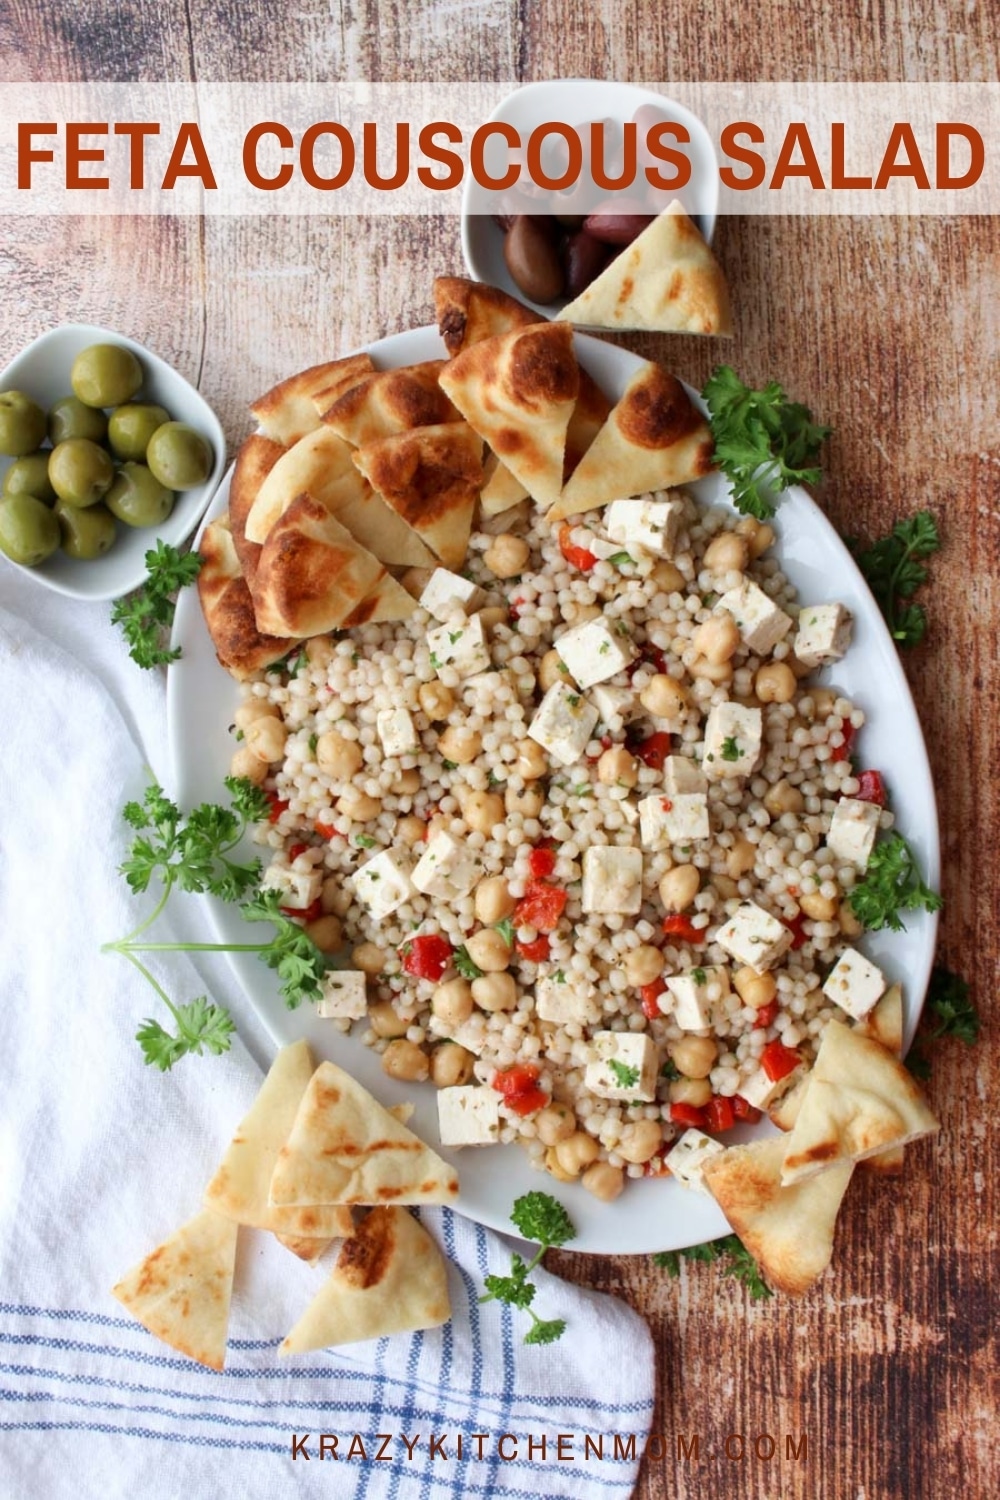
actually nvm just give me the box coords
[0,579,655,1499]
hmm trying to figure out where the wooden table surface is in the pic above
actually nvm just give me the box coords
[4,5,997,1498]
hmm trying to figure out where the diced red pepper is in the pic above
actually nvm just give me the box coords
[760,1039,802,1082]
[670,1102,708,1130]
[527,846,558,879]
[633,731,673,770]
[558,523,597,572]
[731,1094,763,1124]
[399,933,453,982]
[662,914,706,946]
[854,769,888,807]
[287,843,309,864]
[280,896,323,924]
[783,911,809,950]
[492,1062,548,1117]
[831,718,857,762]
[516,934,551,963]
[314,820,337,840]
[515,880,568,933]
[509,597,525,620]
[265,792,290,824]
[704,1095,736,1134]
[753,998,780,1030]
[640,977,667,1019]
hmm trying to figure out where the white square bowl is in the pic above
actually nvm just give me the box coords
[0,323,226,601]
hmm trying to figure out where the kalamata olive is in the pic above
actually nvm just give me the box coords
[503,215,565,304]
[492,212,515,231]
[554,214,585,229]
[564,231,613,298]
[583,200,656,245]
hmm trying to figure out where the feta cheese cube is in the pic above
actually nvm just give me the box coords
[822,946,887,1020]
[555,617,636,690]
[590,683,641,727]
[427,614,491,679]
[419,567,485,622]
[716,901,793,973]
[604,495,684,558]
[664,754,707,796]
[794,604,853,670]
[738,1063,803,1110]
[535,971,602,1027]
[666,1128,725,1194]
[376,706,419,759]
[664,965,731,1030]
[585,1030,659,1102]
[411,829,482,900]
[716,580,793,655]
[638,792,710,850]
[352,849,415,920]
[826,797,881,869]
[702,701,763,781]
[527,682,599,767]
[581,846,643,914]
[316,969,368,1021]
[437,1085,501,1147]
[262,862,322,911]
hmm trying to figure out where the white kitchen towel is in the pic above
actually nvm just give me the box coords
[0,571,655,1500]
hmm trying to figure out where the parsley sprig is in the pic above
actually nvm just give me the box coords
[111,542,202,669]
[906,966,979,1079]
[480,1192,575,1344]
[655,1233,773,1301]
[849,832,942,932]
[702,366,831,521]
[850,511,940,648]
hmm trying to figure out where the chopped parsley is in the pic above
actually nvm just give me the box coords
[607,1059,640,1089]
[454,946,484,980]
[655,1234,772,1300]
[608,551,634,568]
[720,735,741,762]
[354,834,377,849]
[308,732,318,754]
[691,967,707,986]
[494,917,515,946]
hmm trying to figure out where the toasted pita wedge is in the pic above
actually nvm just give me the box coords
[781,1020,939,1186]
[855,984,906,1176]
[251,354,374,445]
[353,423,483,569]
[558,201,732,336]
[565,368,612,477]
[321,361,460,446]
[229,433,285,586]
[340,572,418,627]
[111,1208,238,1370]
[703,1137,853,1297]
[434,274,538,356]
[550,361,714,520]
[439,323,578,509]
[252,495,386,639]
[197,516,298,673]
[769,1072,811,1133]
[280,1206,450,1353]
[274,1232,336,1265]
[479,452,530,517]
[269,1061,460,1209]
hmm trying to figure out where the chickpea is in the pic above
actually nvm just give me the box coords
[810,687,838,718]
[466,928,512,973]
[474,876,516,924]
[245,716,288,764]
[461,789,505,834]
[763,778,805,817]
[597,745,638,787]
[755,661,797,704]
[418,680,455,720]
[799,890,838,922]
[432,977,474,1028]
[515,738,547,779]
[640,673,689,719]
[659,863,700,912]
[397,815,427,846]
[337,788,381,821]
[316,730,363,778]
[506,783,544,818]
[712,873,739,900]
[538,648,572,691]
[693,614,741,665]
[478,605,509,632]
[736,515,776,559]
[582,1161,625,1202]
[838,900,863,938]
[304,914,343,953]
[689,654,733,685]
[401,566,434,598]
[483,532,530,579]
[394,768,421,795]
[353,941,385,975]
[726,837,756,878]
[616,1118,663,1165]
[471,972,518,1012]
[430,1041,475,1088]
[545,1146,577,1184]
[305,634,336,667]
[669,1076,712,1107]
[381,1038,430,1083]
[234,698,281,731]
[572,603,602,624]
[553,1131,600,1177]
[535,1102,577,1146]
[733,966,777,1010]
[624,945,663,987]
[437,724,482,764]
[704,531,749,574]
[229,745,268,784]
[669,1035,719,1079]
[368,1000,408,1038]
[320,874,347,915]
[651,560,686,592]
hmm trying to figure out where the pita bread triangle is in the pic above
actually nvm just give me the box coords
[780,1019,939,1186]
[854,984,906,1176]
[352,422,483,569]
[203,1041,354,1239]
[196,515,296,680]
[433,274,538,355]
[280,1206,451,1353]
[251,494,387,639]
[320,361,460,446]
[340,572,417,628]
[274,1231,335,1265]
[549,360,714,520]
[438,322,579,510]
[268,1060,459,1209]
[557,200,732,336]
[251,353,375,445]
[111,1207,238,1370]
[702,1136,853,1297]
[479,451,530,517]
[229,432,285,586]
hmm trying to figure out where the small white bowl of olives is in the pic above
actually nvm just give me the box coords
[0,324,226,601]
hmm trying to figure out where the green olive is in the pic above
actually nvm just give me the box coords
[0,391,48,457]
[0,493,61,566]
[70,343,143,408]
[55,498,117,560]
[105,462,174,527]
[146,422,213,491]
[3,452,56,504]
[47,395,109,446]
[107,403,171,461]
[48,438,116,508]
